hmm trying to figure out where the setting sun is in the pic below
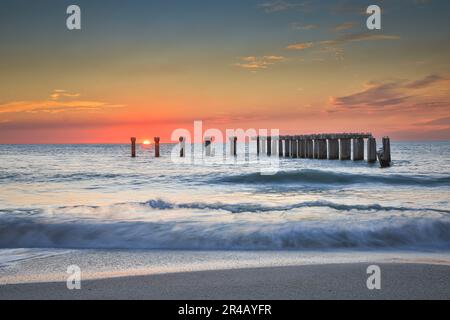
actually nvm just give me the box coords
[142,140,151,145]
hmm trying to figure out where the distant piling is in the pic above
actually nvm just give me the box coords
[284,137,291,157]
[267,136,272,156]
[230,136,237,156]
[154,137,160,157]
[256,136,260,156]
[306,139,314,158]
[367,137,377,163]
[299,140,306,158]
[130,137,136,158]
[278,136,284,157]
[328,139,339,160]
[205,137,212,156]
[377,137,391,168]
[179,136,185,157]
[291,136,298,158]
[340,138,351,160]
[352,138,364,161]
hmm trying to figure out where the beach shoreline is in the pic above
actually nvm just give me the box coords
[1,262,449,300]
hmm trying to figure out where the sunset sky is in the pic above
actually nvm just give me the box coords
[0,0,449,143]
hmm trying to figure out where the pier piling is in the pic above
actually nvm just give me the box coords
[340,138,351,160]
[130,137,136,158]
[306,139,314,158]
[179,137,185,157]
[328,139,339,160]
[154,137,160,157]
[267,136,272,156]
[291,137,298,158]
[205,137,212,156]
[353,138,364,161]
[284,137,291,157]
[256,136,260,156]
[367,137,377,163]
[377,137,392,168]
[279,136,284,157]
[230,136,237,156]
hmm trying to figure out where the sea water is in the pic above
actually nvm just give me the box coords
[0,142,449,280]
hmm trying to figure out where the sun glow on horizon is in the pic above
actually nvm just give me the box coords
[142,140,151,145]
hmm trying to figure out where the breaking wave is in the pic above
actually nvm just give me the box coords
[217,169,450,187]
[0,199,449,250]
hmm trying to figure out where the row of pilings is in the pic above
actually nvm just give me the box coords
[130,134,391,166]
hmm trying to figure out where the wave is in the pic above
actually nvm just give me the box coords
[217,169,450,187]
[0,214,449,250]
[142,199,450,214]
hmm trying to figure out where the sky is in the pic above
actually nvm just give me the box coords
[0,0,449,143]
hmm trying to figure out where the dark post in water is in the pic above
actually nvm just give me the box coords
[154,137,160,157]
[130,137,136,158]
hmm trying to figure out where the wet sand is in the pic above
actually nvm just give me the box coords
[1,263,449,300]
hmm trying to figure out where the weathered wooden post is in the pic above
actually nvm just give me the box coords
[130,137,136,158]
[377,137,391,168]
[340,138,351,160]
[353,138,364,161]
[313,139,319,159]
[267,136,272,156]
[230,136,237,156]
[367,137,377,163]
[205,137,212,157]
[328,139,339,160]
[278,136,284,157]
[154,137,160,157]
[179,136,185,157]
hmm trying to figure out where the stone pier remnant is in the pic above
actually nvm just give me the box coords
[179,136,185,157]
[367,137,377,163]
[284,137,291,157]
[328,139,339,160]
[352,138,364,161]
[306,139,314,158]
[154,137,160,157]
[340,138,351,160]
[316,139,327,159]
[130,137,136,158]
[256,136,260,156]
[267,136,272,156]
[204,137,212,156]
[291,136,298,158]
[230,136,237,156]
[278,136,284,157]
[377,137,391,168]
[299,139,306,158]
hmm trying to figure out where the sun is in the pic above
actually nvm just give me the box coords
[142,140,151,145]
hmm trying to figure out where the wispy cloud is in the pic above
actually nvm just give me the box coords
[0,90,124,115]
[259,1,310,13]
[332,22,356,32]
[286,32,399,52]
[286,42,314,50]
[329,74,448,111]
[291,23,319,30]
[234,55,286,70]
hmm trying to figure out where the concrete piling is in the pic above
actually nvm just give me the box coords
[340,138,351,160]
[299,140,306,158]
[316,139,327,159]
[291,137,298,158]
[130,137,136,158]
[284,137,291,157]
[367,137,377,163]
[267,136,272,156]
[377,137,392,168]
[154,137,160,157]
[328,139,339,160]
[306,139,314,158]
[256,136,260,156]
[179,137,185,157]
[230,136,237,156]
[278,136,284,157]
[205,137,212,156]
[352,138,364,161]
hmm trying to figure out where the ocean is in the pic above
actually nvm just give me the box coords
[0,142,449,282]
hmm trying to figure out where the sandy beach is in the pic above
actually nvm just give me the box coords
[1,263,449,300]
